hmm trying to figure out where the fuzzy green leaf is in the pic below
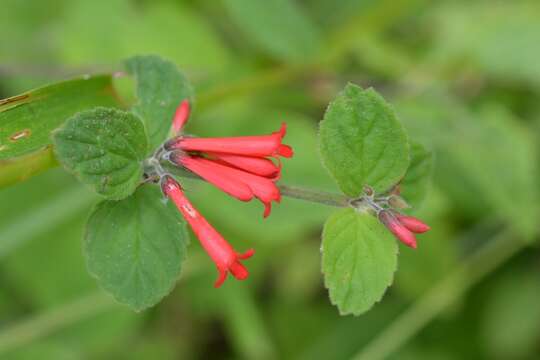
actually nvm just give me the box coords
[319,83,410,196]
[125,55,193,152]
[0,75,118,160]
[0,75,120,188]
[400,141,433,210]
[53,107,147,200]
[322,208,398,316]
[85,185,189,311]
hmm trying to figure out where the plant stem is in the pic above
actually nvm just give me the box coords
[278,184,348,207]
[353,228,525,360]
[164,164,349,208]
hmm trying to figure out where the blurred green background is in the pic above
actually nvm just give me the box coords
[1,0,540,359]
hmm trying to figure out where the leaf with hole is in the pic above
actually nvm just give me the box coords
[53,107,147,200]
[85,185,189,311]
[0,75,120,188]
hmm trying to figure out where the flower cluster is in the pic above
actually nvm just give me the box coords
[165,115,292,217]
[159,100,293,287]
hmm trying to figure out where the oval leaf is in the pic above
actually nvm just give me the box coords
[322,208,398,316]
[319,83,410,196]
[85,185,189,311]
[125,55,194,152]
[400,141,433,210]
[53,107,147,200]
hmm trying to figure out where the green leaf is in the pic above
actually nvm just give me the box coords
[124,55,194,151]
[0,75,117,187]
[0,147,57,189]
[0,75,119,187]
[84,185,189,311]
[400,141,433,210]
[52,108,147,200]
[0,75,118,159]
[222,0,320,63]
[322,208,398,315]
[319,83,410,196]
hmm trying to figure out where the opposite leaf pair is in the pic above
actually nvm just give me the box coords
[320,83,433,315]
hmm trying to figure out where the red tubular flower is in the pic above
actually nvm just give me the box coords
[171,100,191,134]
[170,153,280,217]
[208,152,280,178]
[396,215,430,233]
[161,176,254,287]
[166,123,293,159]
[379,210,418,249]
[164,100,292,217]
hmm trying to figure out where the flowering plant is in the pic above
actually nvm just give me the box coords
[2,55,431,315]
[159,100,293,287]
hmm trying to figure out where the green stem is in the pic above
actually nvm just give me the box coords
[278,184,349,207]
[164,165,349,208]
[353,229,525,360]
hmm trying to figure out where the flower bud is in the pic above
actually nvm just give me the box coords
[378,210,417,249]
[396,215,430,233]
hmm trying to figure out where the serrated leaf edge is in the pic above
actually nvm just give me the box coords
[83,189,189,312]
[321,208,400,316]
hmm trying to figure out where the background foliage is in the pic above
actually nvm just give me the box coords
[1,0,539,359]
